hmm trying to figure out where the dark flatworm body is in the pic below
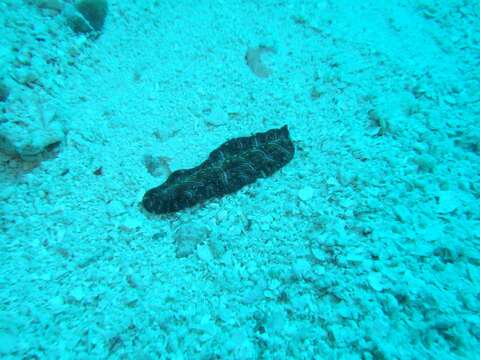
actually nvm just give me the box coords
[142,125,294,214]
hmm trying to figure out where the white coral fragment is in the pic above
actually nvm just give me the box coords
[0,105,65,161]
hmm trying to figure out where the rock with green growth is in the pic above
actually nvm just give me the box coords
[35,0,64,12]
[66,0,108,35]
[0,81,9,102]
[76,0,108,31]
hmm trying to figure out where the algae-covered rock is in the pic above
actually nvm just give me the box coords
[66,12,93,34]
[35,0,64,12]
[76,0,108,31]
[0,81,9,102]
[66,0,108,34]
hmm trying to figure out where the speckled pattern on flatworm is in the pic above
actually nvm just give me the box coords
[142,125,294,214]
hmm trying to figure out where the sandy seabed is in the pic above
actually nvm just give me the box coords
[1,1,479,359]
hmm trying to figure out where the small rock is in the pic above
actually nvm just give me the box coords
[76,0,108,31]
[208,236,226,258]
[106,200,125,217]
[49,295,64,310]
[414,154,436,173]
[12,68,39,86]
[174,223,209,258]
[393,205,410,223]
[66,0,108,34]
[311,246,327,262]
[197,243,214,263]
[66,11,94,34]
[368,273,384,291]
[144,155,171,178]
[205,107,228,127]
[15,49,32,66]
[120,217,142,231]
[245,45,276,78]
[437,190,461,214]
[368,108,390,135]
[0,332,16,354]
[70,287,85,301]
[260,221,270,231]
[298,186,314,201]
[266,310,286,334]
[35,0,64,12]
[0,187,14,201]
[292,258,311,278]
[443,95,457,105]
[0,109,65,161]
[326,177,337,186]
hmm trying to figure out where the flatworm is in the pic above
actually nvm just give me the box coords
[142,125,294,214]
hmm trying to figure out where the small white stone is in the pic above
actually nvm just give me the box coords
[368,273,384,292]
[393,205,410,223]
[107,200,125,217]
[197,243,214,263]
[38,273,51,281]
[443,95,457,105]
[326,177,337,186]
[269,279,281,290]
[292,258,311,278]
[206,107,228,126]
[120,217,142,231]
[0,332,17,354]
[208,237,225,258]
[437,191,461,214]
[315,265,325,275]
[50,295,63,306]
[49,295,64,308]
[298,186,314,201]
[174,223,209,258]
[266,310,286,334]
[12,68,39,85]
[216,209,228,222]
[414,154,436,173]
[311,246,327,261]
[260,222,270,231]
[70,287,85,301]
[0,186,14,201]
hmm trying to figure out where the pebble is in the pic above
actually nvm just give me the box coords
[414,154,436,173]
[393,205,410,223]
[197,243,214,263]
[437,190,461,214]
[12,68,39,86]
[70,287,85,301]
[0,332,16,354]
[298,186,314,201]
[49,296,64,313]
[206,107,228,126]
[107,200,125,217]
[443,95,457,105]
[311,246,327,262]
[174,223,209,258]
[0,186,14,201]
[368,273,384,292]
[260,222,270,231]
[292,258,312,278]
[120,217,142,231]
[326,177,337,186]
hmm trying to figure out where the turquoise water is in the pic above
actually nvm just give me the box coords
[0,1,479,358]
